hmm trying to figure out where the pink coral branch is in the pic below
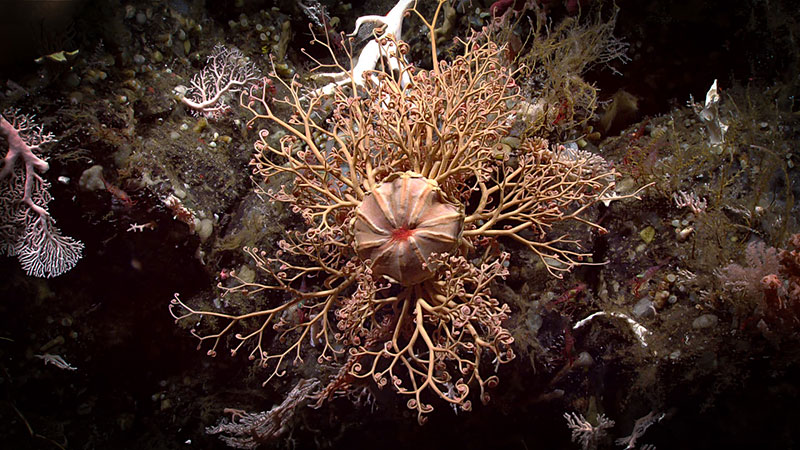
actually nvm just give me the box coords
[1,114,51,217]
[0,109,83,277]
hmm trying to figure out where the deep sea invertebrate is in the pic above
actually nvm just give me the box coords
[176,44,260,118]
[171,0,642,423]
[353,171,464,286]
[0,108,83,277]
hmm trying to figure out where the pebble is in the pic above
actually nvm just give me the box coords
[526,309,543,334]
[615,177,635,194]
[64,72,81,88]
[68,91,83,105]
[123,79,141,91]
[501,136,521,149]
[85,69,107,83]
[692,313,718,329]
[237,265,256,284]
[173,187,187,199]
[633,298,656,318]
[573,352,593,368]
[653,290,670,308]
[133,54,146,65]
[193,117,208,133]
[639,226,655,243]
